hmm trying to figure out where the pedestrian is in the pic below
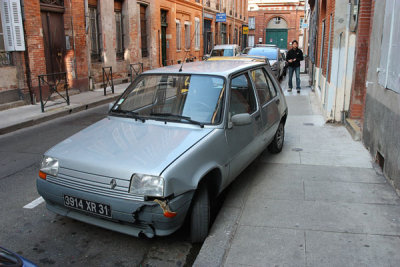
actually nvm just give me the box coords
[286,40,304,93]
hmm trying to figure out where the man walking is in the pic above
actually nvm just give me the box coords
[286,40,304,93]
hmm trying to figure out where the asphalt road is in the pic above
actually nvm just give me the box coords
[0,105,201,267]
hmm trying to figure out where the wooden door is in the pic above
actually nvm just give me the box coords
[41,11,66,75]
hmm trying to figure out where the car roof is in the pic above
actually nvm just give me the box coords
[212,44,239,49]
[206,56,265,62]
[144,60,266,77]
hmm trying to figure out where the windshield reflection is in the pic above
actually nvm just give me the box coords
[113,74,225,125]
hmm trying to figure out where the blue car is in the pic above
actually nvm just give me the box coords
[0,247,37,267]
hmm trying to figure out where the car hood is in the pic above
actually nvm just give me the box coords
[46,117,213,180]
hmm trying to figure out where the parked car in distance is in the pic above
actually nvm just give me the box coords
[37,60,288,243]
[246,47,286,79]
[0,247,37,267]
[205,44,241,58]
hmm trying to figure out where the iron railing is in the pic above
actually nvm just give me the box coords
[38,72,69,113]
[129,63,143,83]
[102,66,114,96]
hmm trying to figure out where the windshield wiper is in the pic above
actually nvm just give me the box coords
[110,109,146,122]
[150,112,204,128]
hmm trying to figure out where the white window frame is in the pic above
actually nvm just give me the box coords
[184,21,190,50]
[378,0,400,93]
[0,0,25,51]
[176,20,181,51]
[194,18,200,50]
[249,17,255,29]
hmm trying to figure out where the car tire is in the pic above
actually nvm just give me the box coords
[268,122,285,154]
[190,183,210,243]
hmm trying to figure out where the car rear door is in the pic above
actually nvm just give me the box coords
[250,67,281,145]
[225,71,262,182]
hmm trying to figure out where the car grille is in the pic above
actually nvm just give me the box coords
[47,167,144,201]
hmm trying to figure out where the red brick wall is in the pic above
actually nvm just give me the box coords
[248,4,305,50]
[349,0,373,120]
[316,0,335,82]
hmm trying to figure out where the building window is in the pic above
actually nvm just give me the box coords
[195,18,200,50]
[176,20,181,51]
[185,22,190,50]
[115,9,124,60]
[89,6,101,61]
[300,17,304,29]
[221,23,226,44]
[0,7,11,66]
[249,17,255,29]
[378,0,400,93]
[248,35,254,47]
[140,5,148,57]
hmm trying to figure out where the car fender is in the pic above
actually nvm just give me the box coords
[160,128,229,197]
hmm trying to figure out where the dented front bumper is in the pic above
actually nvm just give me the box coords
[36,178,194,237]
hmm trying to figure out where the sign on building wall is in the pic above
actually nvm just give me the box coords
[216,13,226,22]
[242,26,249,34]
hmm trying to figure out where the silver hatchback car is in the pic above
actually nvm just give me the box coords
[37,60,288,243]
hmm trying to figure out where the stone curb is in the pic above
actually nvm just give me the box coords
[0,94,121,135]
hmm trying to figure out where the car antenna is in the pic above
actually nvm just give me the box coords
[179,26,197,72]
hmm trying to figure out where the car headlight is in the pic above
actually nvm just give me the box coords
[40,156,59,177]
[129,174,164,197]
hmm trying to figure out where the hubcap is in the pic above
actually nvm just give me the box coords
[276,125,284,148]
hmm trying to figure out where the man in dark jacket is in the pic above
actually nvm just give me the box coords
[286,40,304,93]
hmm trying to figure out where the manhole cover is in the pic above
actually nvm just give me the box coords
[303,123,314,126]
[292,148,303,152]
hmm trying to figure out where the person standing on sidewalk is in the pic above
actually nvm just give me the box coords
[286,40,304,93]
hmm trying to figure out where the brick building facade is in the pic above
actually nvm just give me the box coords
[0,0,248,107]
[247,0,306,50]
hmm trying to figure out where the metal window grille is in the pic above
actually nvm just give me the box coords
[89,7,101,61]
[249,17,255,29]
[0,11,12,65]
[140,5,148,57]
[221,23,226,44]
[115,11,124,60]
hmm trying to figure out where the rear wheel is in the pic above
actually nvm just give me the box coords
[268,122,285,154]
[190,183,210,243]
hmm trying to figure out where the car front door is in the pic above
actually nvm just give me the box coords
[225,72,262,182]
[263,68,281,141]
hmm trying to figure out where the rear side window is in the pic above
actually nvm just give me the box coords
[250,68,272,105]
[229,73,257,116]
[264,69,277,98]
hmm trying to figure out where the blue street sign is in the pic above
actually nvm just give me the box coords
[216,13,226,22]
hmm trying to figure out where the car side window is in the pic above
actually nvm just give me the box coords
[250,68,271,106]
[264,69,277,98]
[229,73,257,116]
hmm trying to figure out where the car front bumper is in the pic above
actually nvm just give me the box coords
[36,178,194,238]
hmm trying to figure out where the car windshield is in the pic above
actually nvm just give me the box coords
[248,48,278,60]
[211,49,234,56]
[112,74,226,125]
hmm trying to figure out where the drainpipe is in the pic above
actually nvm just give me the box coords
[20,0,34,104]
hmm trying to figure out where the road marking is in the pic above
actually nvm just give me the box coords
[23,197,45,209]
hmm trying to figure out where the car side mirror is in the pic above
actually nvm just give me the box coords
[231,113,252,127]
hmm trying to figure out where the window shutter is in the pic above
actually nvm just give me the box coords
[1,0,14,51]
[378,0,394,87]
[387,0,400,92]
[10,0,25,51]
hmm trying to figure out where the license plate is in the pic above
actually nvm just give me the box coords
[63,195,111,218]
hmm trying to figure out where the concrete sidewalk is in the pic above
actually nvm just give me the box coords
[0,83,129,135]
[194,75,400,266]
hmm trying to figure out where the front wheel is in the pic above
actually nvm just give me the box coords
[268,122,285,154]
[190,183,210,243]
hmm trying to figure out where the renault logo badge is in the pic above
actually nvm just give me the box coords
[110,178,117,189]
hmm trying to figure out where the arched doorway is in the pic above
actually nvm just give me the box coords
[265,17,288,49]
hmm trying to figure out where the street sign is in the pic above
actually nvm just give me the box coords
[216,13,226,22]
[242,26,249,34]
